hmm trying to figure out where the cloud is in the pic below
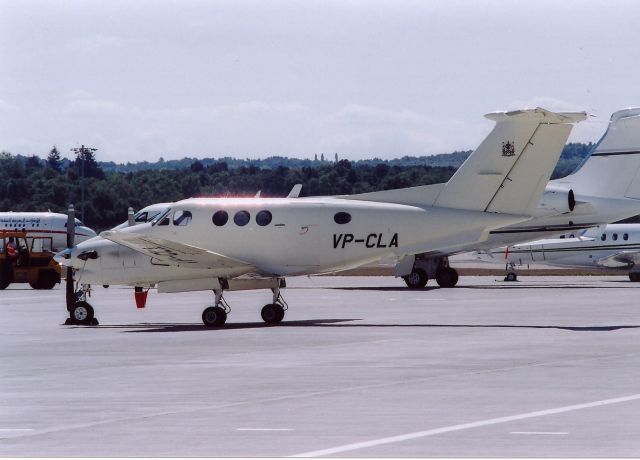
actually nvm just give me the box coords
[327,104,427,126]
[64,98,124,116]
[68,35,125,54]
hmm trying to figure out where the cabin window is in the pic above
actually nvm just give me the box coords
[334,212,352,225]
[559,235,565,239]
[134,212,148,223]
[173,210,192,226]
[234,210,250,227]
[212,210,229,226]
[613,233,618,241]
[256,210,272,226]
[601,233,607,241]
[152,208,172,226]
[624,233,629,241]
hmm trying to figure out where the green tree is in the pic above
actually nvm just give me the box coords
[47,146,63,171]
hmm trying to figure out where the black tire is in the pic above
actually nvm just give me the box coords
[30,270,59,290]
[261,304,284,324]
[71,301,95,325]
[629,272,640,282]
[202,306,227,327]
[103,285,110,288]
[504,272,518,282]
[436,267,459,288]
[403,268,428,289]
[0,267,12,290]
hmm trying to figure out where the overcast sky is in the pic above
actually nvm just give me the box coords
[1,0,638,163]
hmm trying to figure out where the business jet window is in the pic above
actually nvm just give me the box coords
[601,233,607,241]
[173,210,192,226]
[624,233,629,240]
[613,233,618,241]
[334,212,351,224]
[212,210,228,226]
[234,210,250,227]
[256,210,272,226]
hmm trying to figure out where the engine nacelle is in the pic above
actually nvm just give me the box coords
[538,185,575,214]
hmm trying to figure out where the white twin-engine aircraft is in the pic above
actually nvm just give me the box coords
[57,107,585,326]
[0,212,96,251]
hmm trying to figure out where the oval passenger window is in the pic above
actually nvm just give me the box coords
[256,210,272,226]
[234,210,250,227]
[334,212,351,224]
[212,210,229,227]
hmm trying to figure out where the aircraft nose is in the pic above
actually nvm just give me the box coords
[53,248,72,266]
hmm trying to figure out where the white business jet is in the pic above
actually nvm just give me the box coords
[0,212,96,251]
[392,108,640,288]
[473,223,640,281]
[56,107,585,326]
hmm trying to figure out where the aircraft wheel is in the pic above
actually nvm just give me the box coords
[261,303,284,324]
[202,306,227,327]
[403,268,428,289]
[103,285,110,288]
[435,267,459,288]
[629,272,640,282]
[71,301,95,325]
[504,273,518,282]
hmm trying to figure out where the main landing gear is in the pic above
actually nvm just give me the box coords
[65,284,99,326]
[402,256,459,289]
[201,278,288,327]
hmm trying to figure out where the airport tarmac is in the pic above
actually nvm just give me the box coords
[1,275,639,457]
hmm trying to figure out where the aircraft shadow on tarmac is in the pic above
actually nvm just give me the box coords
[334,283,639,291]
[73,319,640,333]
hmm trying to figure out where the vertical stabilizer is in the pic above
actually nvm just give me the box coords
[560,108,640,199]
[434,108,586,215]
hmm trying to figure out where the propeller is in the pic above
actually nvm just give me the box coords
[65,204,75,311]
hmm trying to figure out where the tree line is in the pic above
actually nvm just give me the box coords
[0,143,594,232]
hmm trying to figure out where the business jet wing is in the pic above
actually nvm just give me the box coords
[100,230,255,271]
[595,250,640,268]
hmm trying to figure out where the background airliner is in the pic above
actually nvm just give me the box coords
[0,212,96,251]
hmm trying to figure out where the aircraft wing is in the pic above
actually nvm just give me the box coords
[100,230,255,271]
[595,250,640,268]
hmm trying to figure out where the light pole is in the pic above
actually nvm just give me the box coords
[70,145,97,223]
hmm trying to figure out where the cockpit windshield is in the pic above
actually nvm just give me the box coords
[134,209,164,223]
[151,208,172,226]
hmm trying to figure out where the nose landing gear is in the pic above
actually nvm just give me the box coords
[65,284,99,326]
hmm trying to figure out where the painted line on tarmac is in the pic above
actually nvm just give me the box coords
[237,428,294,432]
[8,353,640,443]
[510,431,568,435]
[290,394,640,457]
